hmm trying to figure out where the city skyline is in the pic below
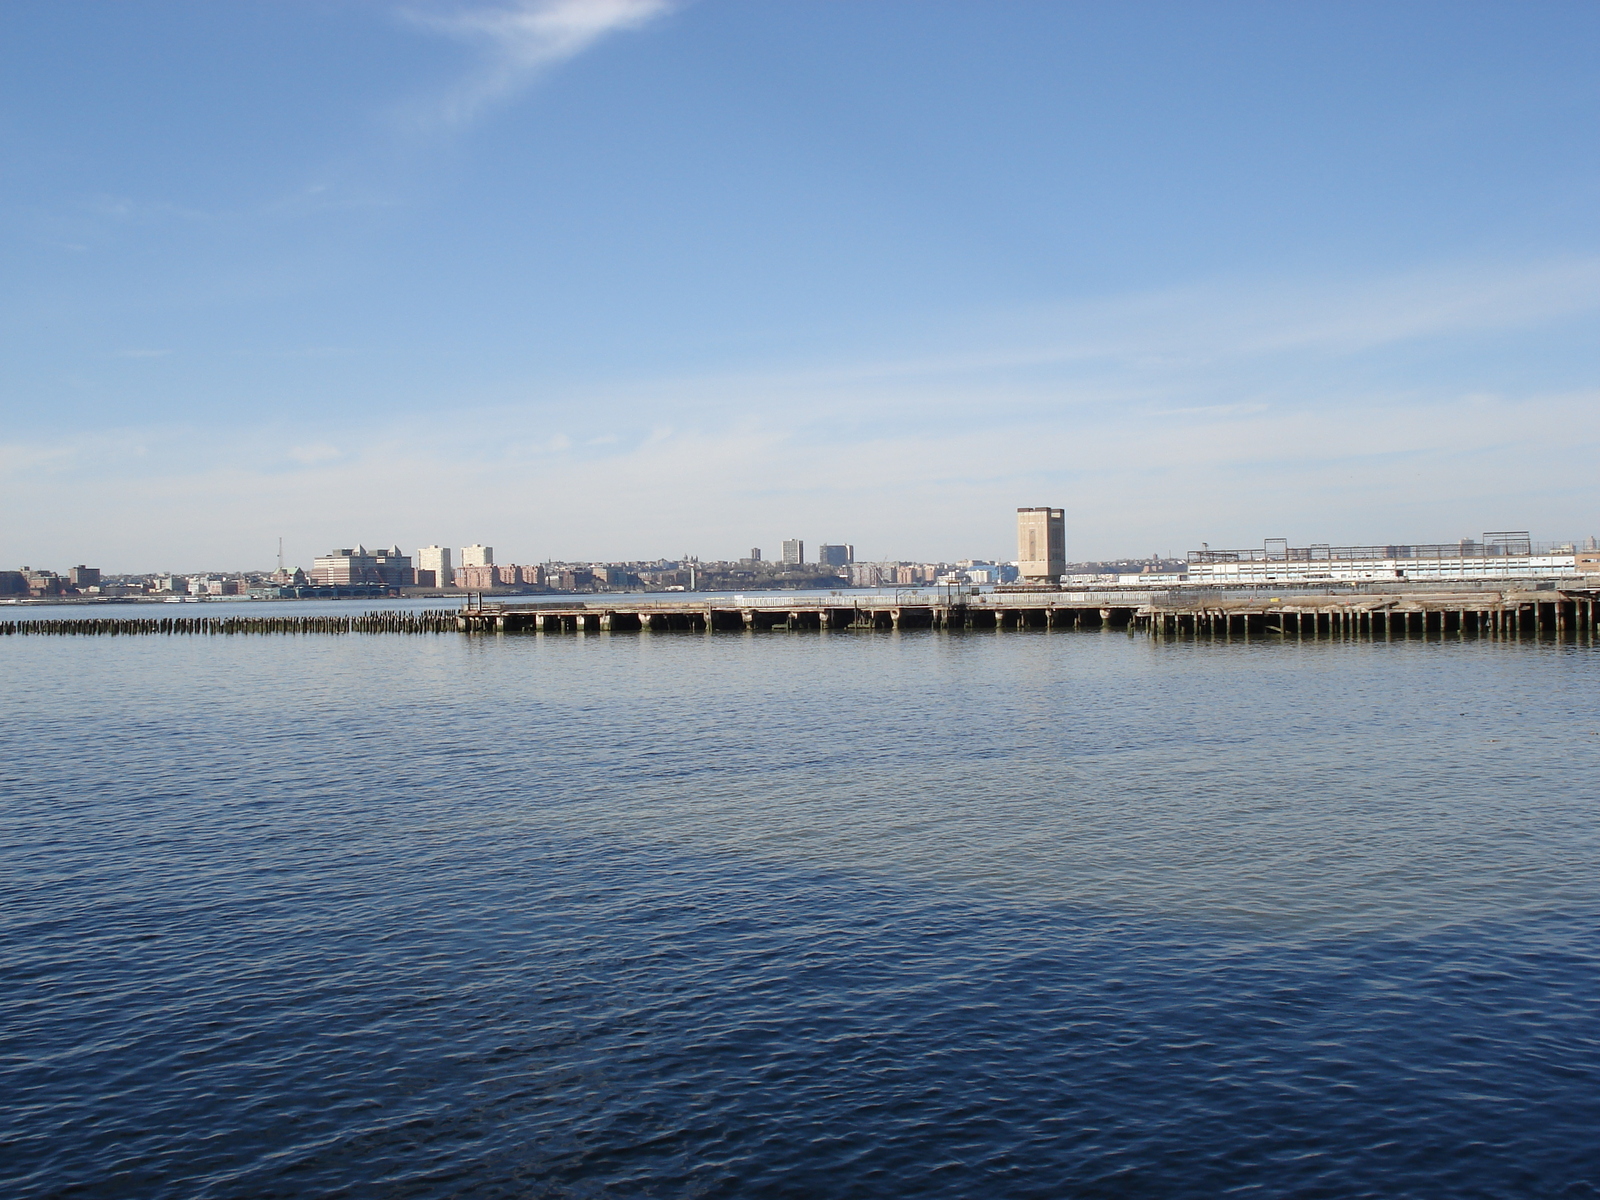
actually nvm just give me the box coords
[18,519,1600,583]
[3,2,1598,570]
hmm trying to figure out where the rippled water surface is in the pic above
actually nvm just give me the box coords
[4,623,1599,1198]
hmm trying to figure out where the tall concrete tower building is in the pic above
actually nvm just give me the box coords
[781,539,804,565]
[1017,507,1066,582]
[418,546,453,586]
[461,544,493,568]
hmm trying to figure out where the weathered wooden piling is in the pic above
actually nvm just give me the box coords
[0,610,459,637]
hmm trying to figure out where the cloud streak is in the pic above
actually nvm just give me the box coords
[5,255,1597,570]
[5,385,1595,572]
[405,0,676,127]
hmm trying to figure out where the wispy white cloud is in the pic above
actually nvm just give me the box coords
[607,255,1600,414]
[287,442,344,466]
[404,0,676,127]
[1153,403,1269,418]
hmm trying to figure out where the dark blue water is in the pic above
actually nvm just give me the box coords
[4,627,1599,1198]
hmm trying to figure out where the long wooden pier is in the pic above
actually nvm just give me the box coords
[458,588,1600,636]
[3,589,1594,638]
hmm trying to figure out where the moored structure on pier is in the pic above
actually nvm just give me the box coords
[1185,532,1589,587]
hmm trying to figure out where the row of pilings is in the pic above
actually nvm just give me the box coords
[1137,595,1599,637]
[0,610,460,637]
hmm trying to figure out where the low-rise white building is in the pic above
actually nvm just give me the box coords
[1181,533,1586,588]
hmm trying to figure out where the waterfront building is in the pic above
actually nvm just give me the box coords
[69,566,101,588]
[781,539,804,565]
[372,548,412,586]
[557,567,596,590]
[461,544,493,569]
[749,548,762,562]
[451,563,546,590]
[819,544,854,567]
[418,546,453,587]
[22,569,65,596]
[311,546,414,587]
[848,562,884,587]
[311,549,359,586]
[847,561,937,587]
[1017,507,1067,582]
[1183,533,1583,587]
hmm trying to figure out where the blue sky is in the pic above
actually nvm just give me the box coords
[3,0,1597,571]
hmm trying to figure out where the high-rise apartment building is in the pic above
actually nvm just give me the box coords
[1016,508,1066,582]
[461,544,493,568]
[781,539,804,565]
[818,544,854,567]
[418,546,453,587]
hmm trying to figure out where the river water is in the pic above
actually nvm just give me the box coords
[3,620,1599,1197]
